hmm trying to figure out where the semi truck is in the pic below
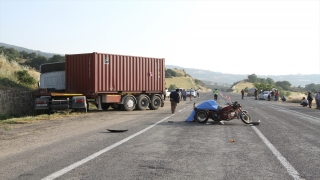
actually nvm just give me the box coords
[34,52,165,113]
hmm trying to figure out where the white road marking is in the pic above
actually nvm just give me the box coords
[41,116,172,180]
[252,126,304,180]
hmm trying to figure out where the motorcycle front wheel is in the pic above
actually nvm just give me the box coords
[240,112,252,124]
[195,110,209,123]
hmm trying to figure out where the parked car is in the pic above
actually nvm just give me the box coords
[186,89,197,98]
[165,89,170,98]
[258,91,270,100]
[247,88,256,96]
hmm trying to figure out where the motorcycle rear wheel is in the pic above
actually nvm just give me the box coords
[195,110,209,123]
[240,112,252,124]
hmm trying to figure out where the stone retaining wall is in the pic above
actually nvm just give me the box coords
[0,89,35,116]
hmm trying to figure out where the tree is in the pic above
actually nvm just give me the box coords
[25,56,47,69]
[253,83,273,92]
[266,78,274,85]
[305,83,320,92]
[258,78,266,84]
[275,81,291,90]
[47,55,65,63]
[247,74,258,83]
[5,48,20,61]
[20,51,29,59]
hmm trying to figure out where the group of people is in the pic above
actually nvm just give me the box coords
[251,88,281,101]
[300,91,320,109]
[169,88,201,114]
[267,89,279,101]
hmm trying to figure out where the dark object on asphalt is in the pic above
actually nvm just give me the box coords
[107,129,128,133]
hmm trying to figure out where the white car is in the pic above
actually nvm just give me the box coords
[258,91,270,100]
[165,89,170,98]
[186,89,197,98]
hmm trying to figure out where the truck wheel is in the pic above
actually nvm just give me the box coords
[149,95,161,110]
[123,96,136,111]
[136,95,149,110]
[101,103,110,110]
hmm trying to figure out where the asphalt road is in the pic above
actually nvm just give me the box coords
[0,92,319,180]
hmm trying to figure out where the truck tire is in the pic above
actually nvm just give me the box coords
[136,95,149,110]
[122,96,136,111]
[101,103,110,110]
[149,95,161,110]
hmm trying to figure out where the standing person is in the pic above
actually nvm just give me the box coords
[213,89,219,100]
[315,91,320,109]
[270,90,275,101]
[190,88,193,101]
[241,89,244,99]
[181,89,187,101]
[196,89,200,98]
[254,89,258,100]
[169,88,180,114]
[275,89,279,101]
[307,91,313,108]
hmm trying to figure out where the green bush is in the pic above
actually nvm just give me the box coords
[168,84,177,91]
[14,70,36,85]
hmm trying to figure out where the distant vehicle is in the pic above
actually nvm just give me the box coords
[165,89,170,98]
[247,88,256,96]
[186,89,197,98]
[258,91,270,100]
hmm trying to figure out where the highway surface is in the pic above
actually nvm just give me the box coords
[0,92,319,180]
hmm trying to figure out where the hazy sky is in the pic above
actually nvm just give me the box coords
[0,0,319,75]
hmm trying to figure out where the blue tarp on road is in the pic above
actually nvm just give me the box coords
[185,100,219,122]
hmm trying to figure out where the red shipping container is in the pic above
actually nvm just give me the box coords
[65,52,165,96]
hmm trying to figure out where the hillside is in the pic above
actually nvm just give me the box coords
[1,42,319,88]
[0,42,63,58]
[165,69,210,92]
[166,65,320,87]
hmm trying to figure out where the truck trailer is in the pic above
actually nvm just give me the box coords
[34,52,165,113]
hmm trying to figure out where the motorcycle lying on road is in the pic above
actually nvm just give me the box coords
[193,100,259,125]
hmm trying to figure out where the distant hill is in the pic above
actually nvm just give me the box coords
[1,42,319,87]
[166,65,320,87]
[0,42,63,58]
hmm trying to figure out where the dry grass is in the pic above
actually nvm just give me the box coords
[165,69,210,92]
[232,82,254,93]
[0,111,85,127]
[165,76,196,90]
[0,53,40,90]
